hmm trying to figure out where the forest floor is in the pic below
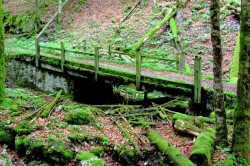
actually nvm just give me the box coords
[2,0,248,165]
[0,87,244,166]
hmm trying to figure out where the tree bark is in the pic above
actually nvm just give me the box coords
[0,0,5,104]
[232,0,250,159]
[176,0,186,71]
[210,0,228,147]
[34,0,40,33]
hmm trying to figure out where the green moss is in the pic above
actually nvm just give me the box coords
[68,131,85,143]
[189,132,215,165]
[90,146,104,157]
[0,130,14,145]
[172,113,204,128]
[169,17,178,43]
[206,128,216,135]
[147,130,195,166]
[0,0,5,104]
[119,145,135,160]
[0,98,18,111]
[15,120,34,134]
[229,31,240,84]
[43,141,74,164]
[76,151,106,166]
[64,108,91,125]
[210,111,215,119]
[96,135,110,145]
[15,136,24,151]
[172,113,190,124]
[226,109,234,119]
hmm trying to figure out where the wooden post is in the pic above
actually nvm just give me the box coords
[136,49,142,91]
[94,47,100,81]
[108,45,111,60]
[194,55,202,103]
[61,42,65,72]
[83,40,87,52]
[35,37,40,67]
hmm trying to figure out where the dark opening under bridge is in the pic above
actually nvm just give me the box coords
[5,42,237,116]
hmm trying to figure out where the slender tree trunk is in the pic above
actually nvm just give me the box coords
[34,0,39,33]
[0,0,4,104]
[176,0,186,71]
[210,0,228,147]
[232,0,250,159]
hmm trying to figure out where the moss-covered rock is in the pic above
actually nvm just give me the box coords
[23,136,45,159]
[147,130,195,166]
[64,108,91,125]
[119,145,135,165]
[42,137,74,164]
[0,130,14,145]
[189,132,215,166]
[76,151,106,166]
[96,135,110,145]
[15,136,25,153]
[90,146,104,157]
[15,120,34,135]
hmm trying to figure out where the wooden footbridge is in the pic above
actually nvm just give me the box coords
[5,0,236,115]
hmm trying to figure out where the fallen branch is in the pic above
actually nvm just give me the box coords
[120,0,141,24]
[132,7,177,52]
[41,89,63,118]
[113,118,141,155]
[120,114,149,146]
[129,121,155,126]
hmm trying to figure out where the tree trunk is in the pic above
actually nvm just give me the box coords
[176,0,186,71]
[34,0,40,33]
[0,0,5,104]
[210,0,228,147]
[132,7,177,52]
[232,0,250,159]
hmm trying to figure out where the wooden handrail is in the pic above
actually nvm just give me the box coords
[35,0,70,67]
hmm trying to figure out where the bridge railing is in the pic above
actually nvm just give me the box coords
[36,41,202,102]
[37,41,180,90]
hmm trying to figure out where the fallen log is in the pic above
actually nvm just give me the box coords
[132,7,177,52]
[147,130,195,166]
[120,114,149,146]
[173,119,205,137]
[129,121,155,126]
[112,118,140,155]
[41,89,63,118]
[172,113,208,128]
[189,132,215,166]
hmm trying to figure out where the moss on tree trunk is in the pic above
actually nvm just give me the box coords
[0,0,4,104]
[232,0,250,159]
[210,0,228,147]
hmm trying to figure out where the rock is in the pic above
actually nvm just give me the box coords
[0,152,13,166]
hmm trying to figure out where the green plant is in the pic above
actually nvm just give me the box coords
[64,108,92,125]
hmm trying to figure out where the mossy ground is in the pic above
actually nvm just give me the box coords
[0,86,246,165]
